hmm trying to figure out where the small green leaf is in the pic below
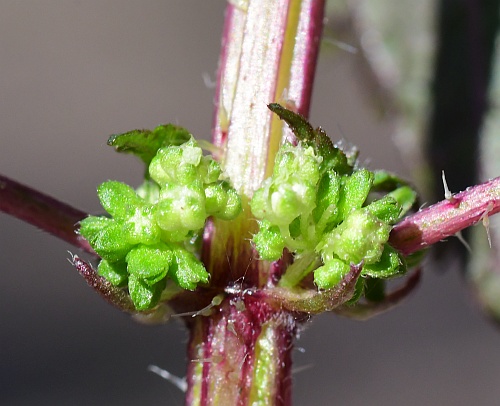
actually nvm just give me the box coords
[169,248,209,290]
[387,186,418,218]
[80,217,133,262]
[128,274,166,310]
[97,259,128,287]
[363,245,405,278]
[372,170,411,191]
[364,278,386,302]
[253,220,286,261]
[268,103,352,175]
[365,196,401,224]
[97,181,142,219]
[79,216,112,239]
[313,171,341,226]
[314,258,350,289]
[107,124,191,166]
[337,169,374,219]
[319,209,390,265]
[126,243,172,284]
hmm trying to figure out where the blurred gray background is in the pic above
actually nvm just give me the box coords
[1,2,499,405]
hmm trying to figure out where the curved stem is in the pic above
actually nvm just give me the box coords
[0,174,94,254]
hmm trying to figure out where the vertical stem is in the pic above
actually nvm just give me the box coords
[212,0,325,195]
[185,297,296,406]
[186,1,325,405]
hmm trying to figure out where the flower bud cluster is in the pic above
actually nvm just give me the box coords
[80,136,241,310]
[251,140,412,292]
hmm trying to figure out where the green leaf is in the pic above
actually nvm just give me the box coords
[97,181,142,219]
[128,274,166,310]
[363,245,405,278]
[372,170,411,191]
[268,103,352,175]
[314,258,350,289]
[97,259,128,287]
[365,196,401,224]
[337,169,374,219]
[80,217,133,262]
[126,243,172,285]
[169,248,209,290]
[107,124,191,166]
[364,278,386,302]
[387,186,418,218]
[313,171,341,226]
[253,220,286,261]
[79,216,113,239]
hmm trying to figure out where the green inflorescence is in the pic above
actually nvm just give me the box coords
[80,125,242,310]
[250,104,417,295]
[80,106,418,311]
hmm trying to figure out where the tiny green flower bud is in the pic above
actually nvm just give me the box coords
[154,184,207,232]
[128,273,167,310]
[337,169,374,219]
[126,243,172,285]
[363,245,405,278]
[97,181,142,219]
[253,220,286,261]
[97,259,128,287]
[205,181,242,220]
[199,155,222,184]
[273,143,321,186]
[149,139,202,186]
[80,217,133,262]
[124,205,161,245]
[168,247,209,290]
[314,258,350,289]
[319,209,390,265]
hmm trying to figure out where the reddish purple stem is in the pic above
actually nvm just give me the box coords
[0,174,94,254]
[71,255,136,313]
[390,176,500,255]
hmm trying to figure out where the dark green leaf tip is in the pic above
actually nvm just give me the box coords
[107,124,191,166]
[267,103,351,175]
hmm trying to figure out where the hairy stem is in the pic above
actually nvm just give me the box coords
[389,176,500,256]
[185,297,296,406]
[187,1,325,404]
